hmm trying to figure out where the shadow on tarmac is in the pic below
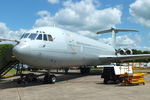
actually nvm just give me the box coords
[0,70,102,90]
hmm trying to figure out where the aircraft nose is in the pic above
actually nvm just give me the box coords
[13,43,30,61]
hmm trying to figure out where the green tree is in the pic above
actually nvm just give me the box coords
[131,49,150,62]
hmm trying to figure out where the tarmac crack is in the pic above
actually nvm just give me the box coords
[17,88,22,100]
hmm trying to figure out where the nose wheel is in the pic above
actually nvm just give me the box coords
[43,73,57,84]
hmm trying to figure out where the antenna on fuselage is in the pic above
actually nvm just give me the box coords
[96,28,138,49]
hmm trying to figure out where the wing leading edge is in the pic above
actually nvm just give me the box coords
[99,54,150,64]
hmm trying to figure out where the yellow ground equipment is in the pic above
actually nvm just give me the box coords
[120,63,147,86]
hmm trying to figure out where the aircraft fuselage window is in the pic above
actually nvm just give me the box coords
[43,34,47,41]
[28,33,37,40]
[48,35,53,41]
[36,34,42,40]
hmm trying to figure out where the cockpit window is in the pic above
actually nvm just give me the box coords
[24,33,30,38]
[43,34,47,41]
[48,35,53,41]
[20,33,30,39]
[28,33,37,40]
[20,34,25,39]
[36,34,42,40]
[20,33,54,41]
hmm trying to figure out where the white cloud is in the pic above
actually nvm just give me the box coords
[0,22,10,35]
[35,10,54,27]
[37,10,51,17]
[78,30,98,39]
[34,0,122,38]
[48,0,59,4]
[135,46,150,51]
[99,35,138,49]
[130,0,150,28]
[98,34,150,51]
[142,47,150,51]
[116,35,136,47]
[0,22,26,40]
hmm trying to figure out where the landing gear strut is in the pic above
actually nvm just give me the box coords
[43,72,57,84]
[64,68,69,74]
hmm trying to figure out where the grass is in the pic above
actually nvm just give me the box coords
[6,68,31,75]
[7,68,17,74]
[0,44,14,57]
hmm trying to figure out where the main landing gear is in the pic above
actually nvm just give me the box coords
[17,73,38,84]
[17,72,57,84]
[43,72,57,84]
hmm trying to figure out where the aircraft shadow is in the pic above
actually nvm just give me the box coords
[0,71,102,90]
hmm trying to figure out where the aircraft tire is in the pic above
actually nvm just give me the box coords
[50,75,56,84]
[44,73,56,84]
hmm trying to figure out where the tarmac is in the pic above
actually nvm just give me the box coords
[0,71,150,100]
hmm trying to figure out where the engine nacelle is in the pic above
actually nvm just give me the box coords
[116,49,133,55]
[125,49,133,55]
[117,49,126,55]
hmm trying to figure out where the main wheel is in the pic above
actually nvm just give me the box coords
[44,74,57,84]
[50,75,56,84]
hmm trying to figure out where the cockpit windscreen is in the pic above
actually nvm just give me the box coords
[20,33,53,41]
[28,33,37,40]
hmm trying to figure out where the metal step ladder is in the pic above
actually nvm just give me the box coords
[0,60,19,78]
[0,44,19,78]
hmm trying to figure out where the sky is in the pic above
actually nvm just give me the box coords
[0,0,150,50]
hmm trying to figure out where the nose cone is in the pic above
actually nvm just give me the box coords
[13,43,30,62]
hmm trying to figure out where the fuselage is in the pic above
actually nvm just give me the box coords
[13,27,115,69]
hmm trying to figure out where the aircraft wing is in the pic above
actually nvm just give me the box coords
[99,54,150,63]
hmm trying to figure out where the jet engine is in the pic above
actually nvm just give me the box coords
[117,49,133,55]
[125,49,133,55]
[117,49,126,55]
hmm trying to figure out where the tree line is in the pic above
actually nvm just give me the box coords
[131,49,150,62]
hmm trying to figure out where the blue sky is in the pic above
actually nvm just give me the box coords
[0,0,149,50]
